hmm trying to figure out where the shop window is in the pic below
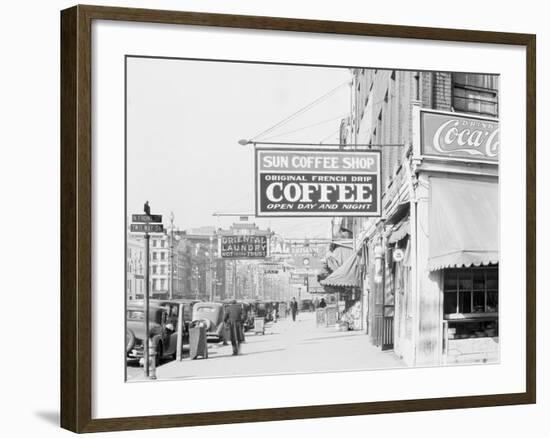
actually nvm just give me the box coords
[443,266,498,316]
[452,73,498,117]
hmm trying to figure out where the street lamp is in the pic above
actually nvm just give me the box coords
[302,257,310,300]
[209,235,214,301]
[238,139,252,146]
[169,211,174,300]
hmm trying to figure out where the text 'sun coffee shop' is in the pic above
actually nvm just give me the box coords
[355,106,499,367]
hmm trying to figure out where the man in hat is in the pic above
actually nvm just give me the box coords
[224,300,244,355]
[290,297,298,322]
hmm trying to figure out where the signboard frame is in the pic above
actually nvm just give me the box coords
[130,223,164,233]
[131,214,162,223]
[255,147,382,218]
[218,234,270,259]
[415,107,499,164]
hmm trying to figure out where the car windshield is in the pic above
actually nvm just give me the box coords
[195,306,217,313]
[127,309,160,322]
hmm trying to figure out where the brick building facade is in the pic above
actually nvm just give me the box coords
[334,68,499,366]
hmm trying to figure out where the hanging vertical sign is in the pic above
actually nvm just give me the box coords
[255,148,381,217]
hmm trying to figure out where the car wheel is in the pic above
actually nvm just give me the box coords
[126,329,135,353]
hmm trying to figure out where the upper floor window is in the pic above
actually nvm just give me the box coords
[452,73,498,117]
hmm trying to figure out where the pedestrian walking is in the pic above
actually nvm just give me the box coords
[224,300,244,355]
[290,297,298,322]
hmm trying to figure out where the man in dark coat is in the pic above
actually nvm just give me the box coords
[319,298,327,308]
[290,297,298,322]
[224,300,244,355]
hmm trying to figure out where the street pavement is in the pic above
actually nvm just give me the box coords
[127,311,403,381]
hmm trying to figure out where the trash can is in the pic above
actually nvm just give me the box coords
[316,308,327,327]
[253,317,265,335]
[326,306,338,326]
[279,303,287,319]
[189,325,208,359]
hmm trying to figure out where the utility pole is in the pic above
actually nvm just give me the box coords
[169,211,174,300]
[209,235,214,301]
[233,260,237,299]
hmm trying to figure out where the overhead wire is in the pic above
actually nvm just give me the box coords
[250,79,350,141]
[259,113,348,142]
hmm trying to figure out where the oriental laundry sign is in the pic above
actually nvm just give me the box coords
[420,110,499,161]
[255,148,381,217]
[220,235,268,259]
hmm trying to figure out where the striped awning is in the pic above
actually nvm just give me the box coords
[320,254,360,288]
[388,220,410,244]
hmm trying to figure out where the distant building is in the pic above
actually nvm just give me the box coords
[126,234,145,300]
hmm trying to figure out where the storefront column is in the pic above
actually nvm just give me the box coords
[414,173,444,366]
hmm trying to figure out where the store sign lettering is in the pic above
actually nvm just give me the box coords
[421,111,499,161]
[255,149,381,217]
[220,235,268,259]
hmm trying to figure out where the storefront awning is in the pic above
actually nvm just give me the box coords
[428,177,499,271]
[388,219,410,244]
[325,242,354,272]
[320,254,360,288]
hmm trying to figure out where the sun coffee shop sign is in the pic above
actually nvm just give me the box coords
[419,109,499,161]
[255,148,381,217]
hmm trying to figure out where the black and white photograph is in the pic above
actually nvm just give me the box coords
[125,58,500,382]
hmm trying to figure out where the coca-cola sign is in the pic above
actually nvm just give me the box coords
[421,111,499,161]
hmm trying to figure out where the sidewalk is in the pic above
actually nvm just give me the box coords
[129,312,403,381]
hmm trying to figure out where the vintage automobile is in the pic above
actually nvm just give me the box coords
[253,300,274,322]
[130,298,198,329]
[167,298,201,328]
[299,298,314,312]
[191,302,226,342]
[126,303,185,365]
[241,301,254,330]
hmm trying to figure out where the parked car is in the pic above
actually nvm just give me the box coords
[253,300,274,322]
[126,303,185,365]
[167,299,201,329]
[191,302,226,342]
[241,301,254,330]
[299,299,314,312]
[131,298,199,329]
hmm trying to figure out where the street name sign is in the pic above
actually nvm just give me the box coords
[132,214,162,223]
[130,223,164,233]
[255,148,381,217]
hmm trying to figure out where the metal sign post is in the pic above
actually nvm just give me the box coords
[130,203,163,380]
[143,231,150,378]
[176,302,184,361]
